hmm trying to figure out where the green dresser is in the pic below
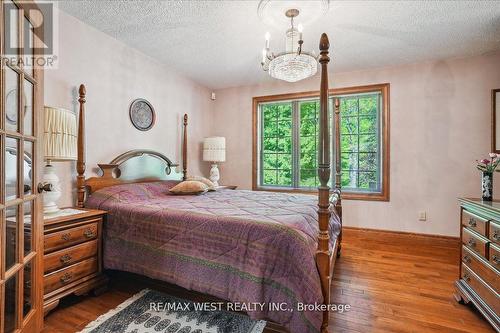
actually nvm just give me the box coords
[456,198,500,331]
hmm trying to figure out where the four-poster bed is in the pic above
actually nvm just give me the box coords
[74,33,342,333]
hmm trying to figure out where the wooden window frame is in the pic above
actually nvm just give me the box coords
[252,83,390,201]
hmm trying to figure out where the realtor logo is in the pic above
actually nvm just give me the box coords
[3,1,58,69]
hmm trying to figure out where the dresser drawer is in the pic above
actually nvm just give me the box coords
[44,257,98,295]
[461,265,500,315]
[462,209,489,237]
[490,243,500,271]
[462,246,499,292]
[490,221,500,245]
[44,240,98,274]
[462,227,489,258]
[44,221,98,253]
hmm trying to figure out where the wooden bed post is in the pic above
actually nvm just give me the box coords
[76,84,86,208]
[182,114,188,181]
[317,33,331,333]
[334,98,343,254]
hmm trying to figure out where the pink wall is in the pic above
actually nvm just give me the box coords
[212,52,500,237]
[45,9,214,207]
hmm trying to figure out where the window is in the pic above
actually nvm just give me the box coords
[253,84,390,201]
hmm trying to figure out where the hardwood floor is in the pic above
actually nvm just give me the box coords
[43,228,494,333]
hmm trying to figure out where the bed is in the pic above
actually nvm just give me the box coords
[76,33,342,333]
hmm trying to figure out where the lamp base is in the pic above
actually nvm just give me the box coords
[43,164,61,215]
[209,163,220,187]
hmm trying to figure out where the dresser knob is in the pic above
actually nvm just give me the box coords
[463,255,472,264]
[60,272,73,284]
[468,218,477,227]
[494,232,499,240]
[83,228,95,238]
[493,255,500,265]
[463,273,471,282]
[467,239,476,247]
[61,233,71,241]
[60,254,72,264]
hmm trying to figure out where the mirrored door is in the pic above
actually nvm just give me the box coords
[1,0,44,332]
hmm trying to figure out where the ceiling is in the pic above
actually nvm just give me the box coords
[58,0,500,90]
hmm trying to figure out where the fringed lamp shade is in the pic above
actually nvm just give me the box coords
[44,106,77,161]
[203,137,226,162]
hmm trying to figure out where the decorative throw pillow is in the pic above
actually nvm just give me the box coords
[187,176,217,191]
[169,180,208,195]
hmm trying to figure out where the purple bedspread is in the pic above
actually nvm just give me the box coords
[86,181,341,333]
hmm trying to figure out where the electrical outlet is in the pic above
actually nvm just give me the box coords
[418,211,427,221]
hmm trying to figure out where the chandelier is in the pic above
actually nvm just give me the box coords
[260,9,317,83]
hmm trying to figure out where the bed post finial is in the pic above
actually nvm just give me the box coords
[317,32,331,333]
[76,84,86,208]
[182,114,188,181]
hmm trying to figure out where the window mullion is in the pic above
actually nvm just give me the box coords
[292,101,300,188]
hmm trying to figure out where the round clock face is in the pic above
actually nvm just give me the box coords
[129,99,155,131]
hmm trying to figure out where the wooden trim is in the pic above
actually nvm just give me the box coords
[492,89,500,153]
[252,83,390,201]
[343,226,460,242]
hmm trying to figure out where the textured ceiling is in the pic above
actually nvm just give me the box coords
[57,0,500,90]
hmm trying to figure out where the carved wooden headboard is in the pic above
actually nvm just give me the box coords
[75,85,188,207]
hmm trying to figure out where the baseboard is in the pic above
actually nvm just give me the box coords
[343,226,460,241]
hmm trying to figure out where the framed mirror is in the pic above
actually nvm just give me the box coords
[493,89,500,153]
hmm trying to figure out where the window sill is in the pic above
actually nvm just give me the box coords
[253,186,390,201]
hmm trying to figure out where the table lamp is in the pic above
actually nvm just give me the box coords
[43,106,77,214]
[203,137,226,187]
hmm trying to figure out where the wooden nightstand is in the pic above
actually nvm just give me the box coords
[43,208,108,315]
[217,185,238,190]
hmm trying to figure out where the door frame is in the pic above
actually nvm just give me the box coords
[0,0,44,332]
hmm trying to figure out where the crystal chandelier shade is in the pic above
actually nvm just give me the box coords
[268,53,317,83]
[260,9,318,83]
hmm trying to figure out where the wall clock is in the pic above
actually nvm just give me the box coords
[129,98,156,131]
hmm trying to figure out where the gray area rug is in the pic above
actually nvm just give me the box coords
[79,289,266,333]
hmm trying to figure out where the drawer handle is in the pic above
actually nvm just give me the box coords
[494,231,499,240]
[463,255,472,264]
[463,273,471,282]
[83,228,96,238]
[493,255,500,265]
[60,272,73,284]
[61,233,71,241]
[60,254,72,264]
[468,218,477,227]
[467,239,476,247]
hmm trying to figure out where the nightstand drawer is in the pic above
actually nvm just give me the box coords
[490,221,500,245]
[462,227,489,258]
[462,246,499,292]
[44,221,98,253]
[461,265,500,315]
[44,240,98,273]
[44,257,98,295]
[462,209,489,237]
[490,243,500,270]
